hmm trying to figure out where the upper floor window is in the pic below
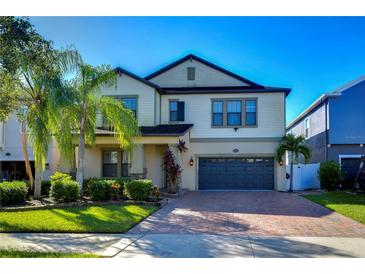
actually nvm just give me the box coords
[211,98,258,128]
[305,118,310,138]
[245,99,257,126]
[187,67,195,80]
[227,100,242,126]
[169,100,178,121]
[169,100,185,122]
[212,101,224,126]
[121,97,137,117]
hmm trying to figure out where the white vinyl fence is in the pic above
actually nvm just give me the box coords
[285,163,321,190]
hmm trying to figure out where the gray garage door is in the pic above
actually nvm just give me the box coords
[198,157,274,190]
[341,158,362,182]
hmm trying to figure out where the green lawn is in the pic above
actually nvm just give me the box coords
[303,191,365,224]
[0,204,157,233]
[0,249,101,258]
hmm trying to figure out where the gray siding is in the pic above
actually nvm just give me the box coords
[328,80,365,145]
[288,103,327,163]
[327,145,365,162]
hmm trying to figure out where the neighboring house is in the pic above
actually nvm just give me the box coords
[286,76,365,182]
[0,54,291,191]
[0,115,60,181]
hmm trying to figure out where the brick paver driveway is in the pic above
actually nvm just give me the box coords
[129,191,365,237]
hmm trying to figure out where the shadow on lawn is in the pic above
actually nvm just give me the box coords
[0,205,156,233]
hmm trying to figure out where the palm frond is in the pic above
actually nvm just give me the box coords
[275,133,311,164]
[100,96,140,150]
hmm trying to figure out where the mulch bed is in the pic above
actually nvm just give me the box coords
[0,196,167,212]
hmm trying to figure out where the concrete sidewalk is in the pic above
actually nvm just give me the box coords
[1,233,365,258]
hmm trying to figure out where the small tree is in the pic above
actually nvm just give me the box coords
[162,148,182,194]
[318,161,343,191]
[276,133,311,192]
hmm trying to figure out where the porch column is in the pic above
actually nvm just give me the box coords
[130,144,146,178]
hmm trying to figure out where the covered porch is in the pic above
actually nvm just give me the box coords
[78,124,193,189]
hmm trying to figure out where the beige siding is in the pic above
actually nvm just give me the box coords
[145,144,165,188]
[161,93,285,138]
[149,59,250,87]
[101,73,158,126]
[76,146,102,178]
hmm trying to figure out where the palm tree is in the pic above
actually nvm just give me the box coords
[17,49,79,198]
[276,133,311,192]
[56,62,140,196]
[1,17,79,196]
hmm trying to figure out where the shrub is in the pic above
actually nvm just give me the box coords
[83,177,97,196]
[318,161,343,191]
[124,179,153,201]
[50,172,72,184]
[0,181,28,206]
[41,180,51,196]
[88,179,124,201]
[50,174,80,203]
[86,177,131,200]
[26,180,51,196]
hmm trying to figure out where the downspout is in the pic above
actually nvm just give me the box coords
[324,99,329,161]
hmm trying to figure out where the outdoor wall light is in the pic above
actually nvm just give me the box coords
[279,160,284,166]
[189,157,194,166]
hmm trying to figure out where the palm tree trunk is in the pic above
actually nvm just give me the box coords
[76,116,85,196]
[21,121,34,190]
[34,163,42,198]
[289,153,294,193]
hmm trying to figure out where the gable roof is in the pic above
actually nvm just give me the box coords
[145,54,264,88]
[286,75,365,130]
[115,66,162,91]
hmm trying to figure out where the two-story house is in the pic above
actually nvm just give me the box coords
[286,76,365,182]
[80,54,291,191]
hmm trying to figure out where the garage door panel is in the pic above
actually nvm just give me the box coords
[198,157,274,190]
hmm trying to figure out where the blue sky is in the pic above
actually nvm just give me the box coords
[30,17,365,125]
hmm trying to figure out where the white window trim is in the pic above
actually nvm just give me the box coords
[338,154,363,167]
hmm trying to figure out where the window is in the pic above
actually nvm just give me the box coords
[212,101,224,126]
[245,99,257,126]
[102,151,118,177]
[169,100,178,121]
[121,97,137,117]
[305,118,310,138]
[187,67,195,80]
[227,100,242,126]
[211,98,258,128]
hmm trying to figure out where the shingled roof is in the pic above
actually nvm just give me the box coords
[96,124,193,137]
